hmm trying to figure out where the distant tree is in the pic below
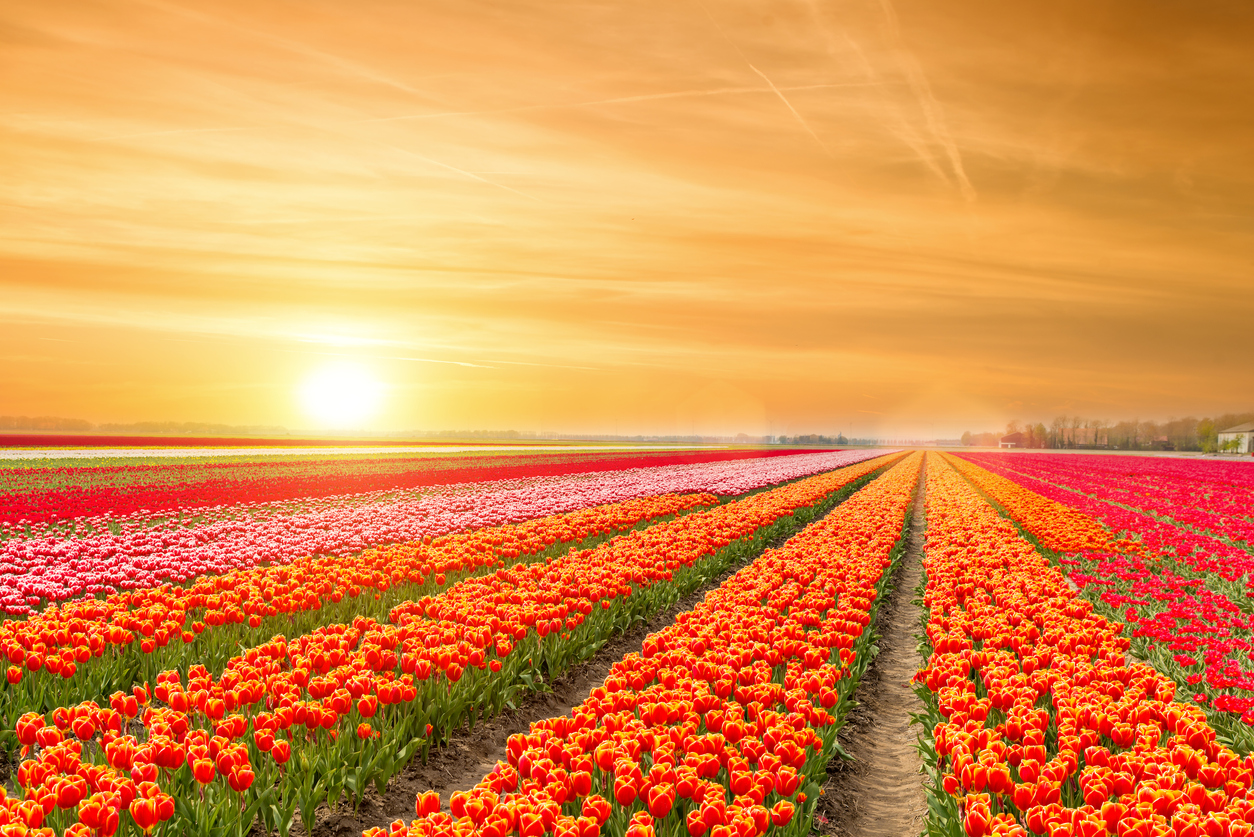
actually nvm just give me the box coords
[961,431,973,446]
[1092,419,1111,448]
[1165,416,1199,451]
[1198,419,1217,453]
[1049,416,1065,449]
[1006,419,1023,437]
[1033,423,1048,449]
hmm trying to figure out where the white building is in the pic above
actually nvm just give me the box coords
[1218,421,1254,454]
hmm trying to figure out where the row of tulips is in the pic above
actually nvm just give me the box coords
[961,453,1254,551]
[0,449,815,530]
[0,492,718,749]
[4,453,904,837]
[957,455,1254,587]
[372,450,924,837]
[915,453,1254,837]
[0,450,885,615]
[945,454,1254,752]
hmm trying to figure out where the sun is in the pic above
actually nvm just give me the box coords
[298,361,385,429]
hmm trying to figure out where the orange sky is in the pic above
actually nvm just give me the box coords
[2,0,1251,438]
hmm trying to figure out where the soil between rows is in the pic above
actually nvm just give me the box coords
[290,506,833,837]
[814,465,928,837]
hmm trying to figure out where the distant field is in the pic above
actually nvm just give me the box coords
[0,446,812,525]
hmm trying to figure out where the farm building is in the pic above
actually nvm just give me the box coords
[999,432,1024,448]
[1219,421,1254,454]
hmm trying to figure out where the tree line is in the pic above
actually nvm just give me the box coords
[961,412,1254,452]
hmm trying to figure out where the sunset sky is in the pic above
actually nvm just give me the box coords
[2,0,1251,438]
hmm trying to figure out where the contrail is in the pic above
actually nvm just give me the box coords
[748,64,833,157]
[877,0,976,202]
[357,82,871,124]
[800,0,952,184]
[693,0,832,156]
[87,127,251,143]
[485,359,600,371]
[377,142,547,204]
[144,0,434,101]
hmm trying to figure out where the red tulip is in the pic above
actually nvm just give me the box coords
[416,790,441,817]
[614,776,638,806]
[770,801,794,827]
[130,797,160,834]
[646,785,674,818]
[192,758,215,784]
[228,765,255,793]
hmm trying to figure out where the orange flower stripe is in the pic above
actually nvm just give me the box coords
[4,453,903,837]
[916,454,1254,837]
[1,492,715,702]
[941,453,1146,559]
[368,452,924,837]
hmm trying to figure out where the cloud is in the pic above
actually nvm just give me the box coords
[0,0,1251,431]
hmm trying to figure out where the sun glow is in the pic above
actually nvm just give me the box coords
[298,362,385,428]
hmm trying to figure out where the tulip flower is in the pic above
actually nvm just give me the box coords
[416,790,440,817]
[271,739,291,765]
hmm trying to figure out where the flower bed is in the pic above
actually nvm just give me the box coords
[4,453,903,837]
[948,454,1254,749]
[0,492,715,745]
[916,453,1254,837]
[0,448,820,528]
[0,450,886,615]
[961,453,1254,551]
[371,451,922,837]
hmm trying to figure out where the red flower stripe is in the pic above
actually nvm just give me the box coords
[370,451,922,837]
[0,448,819,528]
[916,453,1254,837]
[961,453,1254,551]
[957,454,1254,583]
[4,453,902,837]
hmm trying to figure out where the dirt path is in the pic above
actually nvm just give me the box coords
[815,464,928,837]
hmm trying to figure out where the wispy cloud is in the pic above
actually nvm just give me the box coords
[876,0,977,202]
[2,0,1250,431]
[146,0,438,101]
[374,141,546,203]
[356,82,872,124]
[87,127,252,143]
[692,0,831,155]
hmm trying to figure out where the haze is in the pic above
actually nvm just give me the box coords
[2,0,1250,438]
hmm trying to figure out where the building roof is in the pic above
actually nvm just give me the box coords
[1001,432,1024,442]
[1221,421,1254,433]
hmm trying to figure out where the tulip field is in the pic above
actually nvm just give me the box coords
[4,444,1254,837]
